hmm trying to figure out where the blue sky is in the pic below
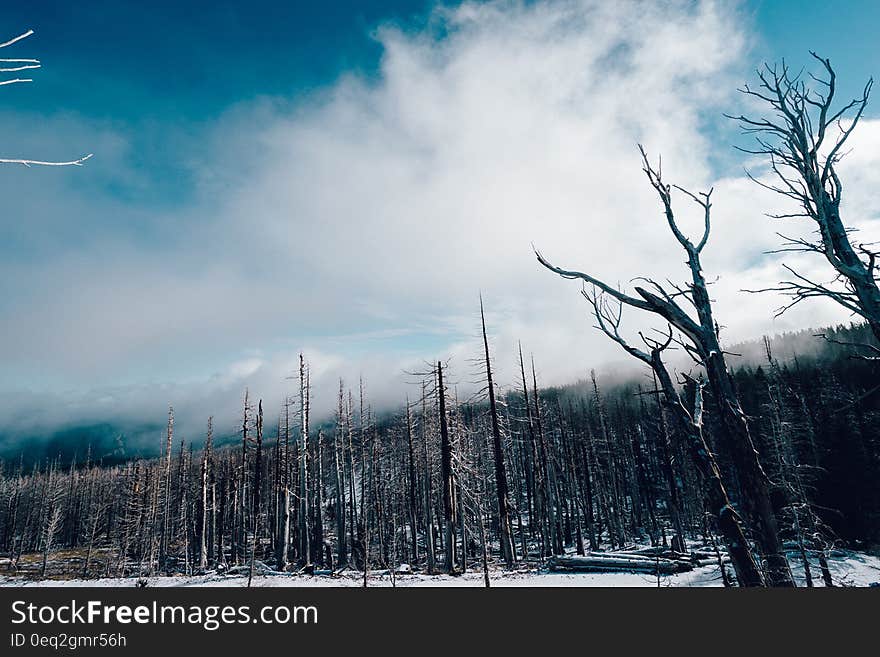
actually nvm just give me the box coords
[5,1,877,123]
[2,1,433,207]
[753,0,879,98]
[5,1,878,194]
[2,0,879,439]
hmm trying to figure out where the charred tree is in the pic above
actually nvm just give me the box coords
[537,147,793,585]
[732,56,880,345]
[479,297,516,567]
[437,361,456,573]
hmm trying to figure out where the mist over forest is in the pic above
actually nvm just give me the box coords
[2,2,880,589]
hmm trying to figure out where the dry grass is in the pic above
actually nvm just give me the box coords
[3,547,118,581]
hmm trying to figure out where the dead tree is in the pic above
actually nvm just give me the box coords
[345,391,359,567]
[761,338,835,586]
[333,381,348,568]
[159,407,174,572]
[39,465,63,578]
[310,428,325,568]
[420,382,437,574]
[479,297,516,567]
[176,441,191,575]
[650,372,687,553]
[437,361,457,573]
[298,355,311,566]
[518,343,548,555]
[230,392,250,566]
[81,473,109,578]
[198,418,213,570]
[585,292,765,586]
[0,30,92,167]
[534,358,562,555]
[276,397,292,571]
[404,398,419,565]
[590,371,625,550]
[731,55,880,344]
[248,400,263,587]
[536,146,794,586]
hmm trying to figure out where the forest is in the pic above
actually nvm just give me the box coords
[0,321,877,587]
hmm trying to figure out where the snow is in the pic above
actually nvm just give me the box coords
[3,551,878,588]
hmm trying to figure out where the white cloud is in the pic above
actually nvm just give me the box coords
[2,0,878,442]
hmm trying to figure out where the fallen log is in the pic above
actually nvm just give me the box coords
[689,547,728,560]
[610,546,729,567]
[619,546,682,557]
[225,560,281,577]
[619,545,729,562]
[547,554,694,575]
[600,550,691,564]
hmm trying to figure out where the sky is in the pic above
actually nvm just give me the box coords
[1,0,879,446]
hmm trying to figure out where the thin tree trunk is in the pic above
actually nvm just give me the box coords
[480,297,515,567]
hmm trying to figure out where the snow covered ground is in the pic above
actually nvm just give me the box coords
[3,550,878,588]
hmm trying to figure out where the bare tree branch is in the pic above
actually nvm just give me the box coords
[0,30,35,49]
[0,154,93,167]
[1,29,92,168]
[733,54,880,340]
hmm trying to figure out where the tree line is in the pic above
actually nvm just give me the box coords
[0,321,877,585]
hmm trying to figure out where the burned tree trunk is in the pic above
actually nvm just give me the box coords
[480,297,516,567]
[404,399,419,565]
[298,355,311,567]
[537,146,792,585]
[276,399,292,572]
[248,401,263,587]
[437,361,456,573]
[159,407,174,572]
[652,374,687,553]
[311,428,325,568]
[334,381,348,568]
[198,418,213,571]
[420,384,436,574]
[653,357,765,587]
[236,392,251,566]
